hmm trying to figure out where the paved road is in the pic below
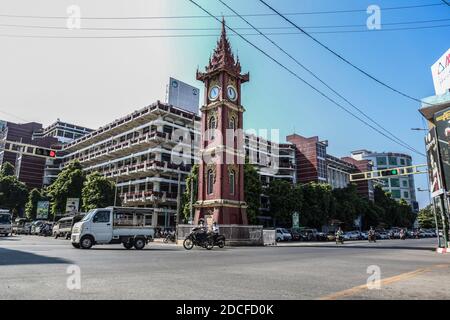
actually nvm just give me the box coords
[0,235,449,300]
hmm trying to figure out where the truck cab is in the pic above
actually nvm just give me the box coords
[71,207,155,250]
[0,210,12,236]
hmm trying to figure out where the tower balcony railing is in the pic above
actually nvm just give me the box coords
[100,160,192,181]
[119,189,178,205]
[73,130,176,166]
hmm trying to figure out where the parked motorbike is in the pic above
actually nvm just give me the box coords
[183,228,214,250]
[164,232,176,243]
[39,223,53,237]
[399,231,406,240]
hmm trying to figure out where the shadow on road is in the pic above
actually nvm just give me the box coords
[277,244,435,252]
[0,248,71,266]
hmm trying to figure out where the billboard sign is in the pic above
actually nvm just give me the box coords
[425,128,445,198]
[432,48,450,95]
[168,78,200,114]
[434,107,450,190]
[65,198,80,213]
[36,201,50,220]
[292,212,299,228]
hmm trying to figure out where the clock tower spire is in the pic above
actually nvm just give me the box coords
[194,18,249,225]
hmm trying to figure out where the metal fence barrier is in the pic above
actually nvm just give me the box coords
[263,229,277,246]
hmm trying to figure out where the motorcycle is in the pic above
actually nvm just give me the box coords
[368,233,377,243]
[212,234,226,248]
[335,234,344,245]
[39,223,53,237]
[164,232,176,243]
[399,231,406,240]
[183,228,214,250]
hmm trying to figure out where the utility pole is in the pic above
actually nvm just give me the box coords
[175,171,181,242]
[113,176,119,206]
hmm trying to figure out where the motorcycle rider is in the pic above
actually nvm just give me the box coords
[335,227,344,243]
[194,218,208,243]
[399,228,406,240]
[368,226,376,242]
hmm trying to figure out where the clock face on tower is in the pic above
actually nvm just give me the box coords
[209,86,220,101]
[227,86,238,102]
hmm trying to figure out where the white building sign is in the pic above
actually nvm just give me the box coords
[432,48,450,96]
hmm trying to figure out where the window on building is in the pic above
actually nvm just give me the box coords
[207,170,214,195]
[208,116,216,140]
[391,190,401,199]
[403,191,410,198]
[229,117,236,130]
[406,158,412,166]
[388,157,398,166]
[390,178,400,188]
[377,157,387,166]
[400,158,406,166]
[229,170,235,195]
[402,180,408,188]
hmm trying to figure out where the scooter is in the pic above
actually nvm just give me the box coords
[368,233,377,243]
[335,234,344,245]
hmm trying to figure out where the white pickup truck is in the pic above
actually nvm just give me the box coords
[71,207,155,250]
[0,210,12,236]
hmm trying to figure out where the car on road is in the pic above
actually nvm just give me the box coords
[345,231,362,240]
[276,228,292,242]
[30,220,45,235]
[71,206,155,250]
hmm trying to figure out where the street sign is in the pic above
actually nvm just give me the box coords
[426,128,445,198]
[65,198,80,214]
[431,48,450,96]
[292,212,300,228]
[434,107,450,190]
[36,201,50,220]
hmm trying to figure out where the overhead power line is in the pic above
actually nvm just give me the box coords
[187,0,426,157]
[216,0,423,157]
[0,3,443,20]
[1,24,450,39]
[0,17,449,32]
[258,0,434,107]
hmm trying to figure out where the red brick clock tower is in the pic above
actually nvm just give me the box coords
[194,19,249,225]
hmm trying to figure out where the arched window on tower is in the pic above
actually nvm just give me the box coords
[229,117,236,130]
[229,170,235,195]
[208,116,216,140]
[207,169,214,195]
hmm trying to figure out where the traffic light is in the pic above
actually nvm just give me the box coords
[35,147,57,158]
[381,169,399,177]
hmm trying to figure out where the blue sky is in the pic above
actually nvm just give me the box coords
[1,0,449,207]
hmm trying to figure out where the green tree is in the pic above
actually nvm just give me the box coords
[25,188,44,220]
[82,172,118,211]
[332,184,363,228]
[0,162,15,177]
[267,179,296,227]
[300,183,335,229]
[47,160,85,216]
[373,185,415,228]
[182,165,199,222]
[244,163,263,225]
[0,175,28,217]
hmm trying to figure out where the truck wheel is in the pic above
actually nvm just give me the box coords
[72,243,80,249]
[80,236,93,249]
[134,238,145,250]
[123,242,133,250]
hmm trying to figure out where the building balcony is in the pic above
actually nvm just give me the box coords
[100,160,191,182]
[119,190,178,206]
[74,131,176,166]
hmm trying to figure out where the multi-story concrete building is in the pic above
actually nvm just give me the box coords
[286,133,374,200]
[59,102,200,228]
[32,120,93,187]
[32,120,93,144]
[350,150,418,210]
[0,120,58,189]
